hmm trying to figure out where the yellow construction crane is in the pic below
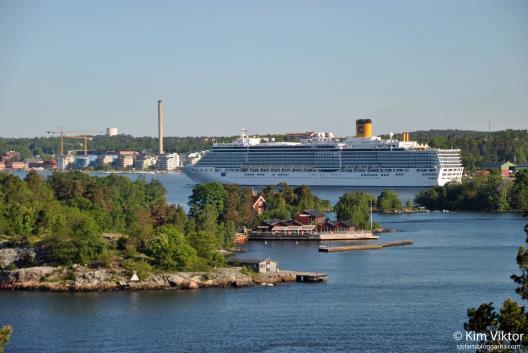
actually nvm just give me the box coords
[46,128,100,157]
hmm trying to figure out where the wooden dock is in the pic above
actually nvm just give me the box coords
[295,272,327,282]
[319,240,413,252]
[255,270,328,284]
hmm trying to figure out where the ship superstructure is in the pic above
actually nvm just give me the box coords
[184,120,463,186]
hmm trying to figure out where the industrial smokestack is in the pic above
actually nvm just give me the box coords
[158,99,164,155]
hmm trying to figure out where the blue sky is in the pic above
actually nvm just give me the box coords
[0,0,526,137]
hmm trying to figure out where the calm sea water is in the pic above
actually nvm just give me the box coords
[1,172,526,352]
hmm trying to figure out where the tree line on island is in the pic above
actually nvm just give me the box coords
[416,170,528,212]
[338,170,528,214]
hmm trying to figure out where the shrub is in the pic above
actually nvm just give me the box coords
[0,325,13,353]
[123,259,152,280]
[334,192,375,230]
[377,190,402,212]
[240,266,256,276]
[145,225,198,271]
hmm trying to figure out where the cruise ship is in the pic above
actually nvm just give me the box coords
[184,119,463,187]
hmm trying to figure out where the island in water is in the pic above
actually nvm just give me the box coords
[2,169,527,291]
[0,172,339,291]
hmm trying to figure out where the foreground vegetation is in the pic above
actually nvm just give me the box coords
[464,217,528,350]
[0,325,12,353]
[416,170,528,211]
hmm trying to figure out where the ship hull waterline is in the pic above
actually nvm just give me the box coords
[184,167,454,187]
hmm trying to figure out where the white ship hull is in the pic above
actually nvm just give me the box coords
[184,166,462,187]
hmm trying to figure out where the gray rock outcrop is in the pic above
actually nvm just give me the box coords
[0,264,298,291]
[0,266,55,284]
[0,248,37,268]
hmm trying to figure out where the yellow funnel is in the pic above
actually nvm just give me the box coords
[356,119,373,138]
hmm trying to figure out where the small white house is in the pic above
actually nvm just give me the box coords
[229,258,279,273]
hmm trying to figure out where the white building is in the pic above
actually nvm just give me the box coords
[106,128,118,136]
[134,156,156,170]
[157,153,181,171]
[117,155,134,170]
[57,154,76,170]
[95,154,115,168]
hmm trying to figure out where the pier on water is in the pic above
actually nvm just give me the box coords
[293,271,328,282]
[263,271,327,283]
[319,240,413,253]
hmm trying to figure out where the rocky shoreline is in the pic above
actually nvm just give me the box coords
[0,265,299,292]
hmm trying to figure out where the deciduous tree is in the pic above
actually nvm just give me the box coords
[334,192,375,229]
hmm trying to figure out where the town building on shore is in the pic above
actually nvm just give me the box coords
[1,147,205,172]
[117,150,138,157]
[157,153,181,171]
[75,156,91,169]
[134,155,156,170]
[57,154,76,170]
[25,158,55,170]
[117,155,134,170]
[95,154,115,168]
[6,161,28,170]
[1,151,22,163]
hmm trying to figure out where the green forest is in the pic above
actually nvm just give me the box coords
[258,183,332,220]
[0,171,238,273]
[387,129,528,170]
[415,170,528,211]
